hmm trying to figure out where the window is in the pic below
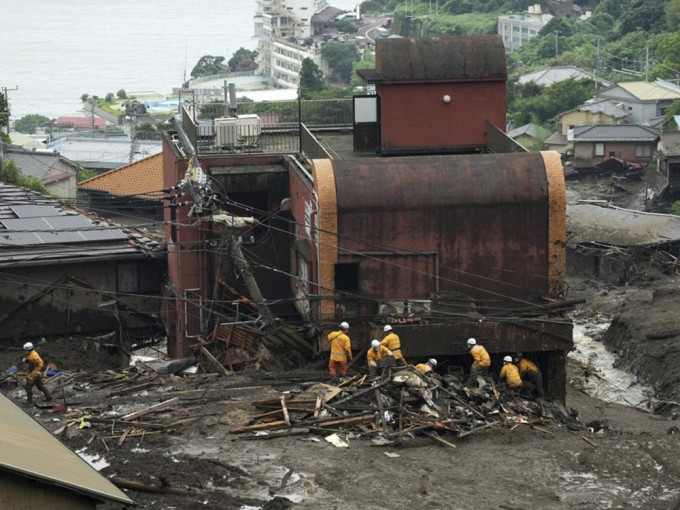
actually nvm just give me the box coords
[594,143,605,156]
[635,145,651,158]
[335,263,359,290]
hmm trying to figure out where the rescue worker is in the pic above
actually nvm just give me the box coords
[467,338,491,379]
[328,321,352,381]
[22,342,51,404]
[515,352,545,398]
[415,358,437,374]
[381,324,407,366]
[367,339,392,377]
[499,355,535,397]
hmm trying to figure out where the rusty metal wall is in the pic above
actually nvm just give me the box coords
[331,152,557,303]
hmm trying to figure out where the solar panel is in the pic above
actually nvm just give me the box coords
[1,218,50,231]
[37,231,87,244]
[44,216,92,229]
[10,205,61,218]
[0,232,43,245]
[81,229,129,241]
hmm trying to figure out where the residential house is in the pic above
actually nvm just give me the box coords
[1,145,79,199]
[570,124,659,168]
[0,183,165,342]
[507,122,551,148]
[78,153,164,227]
[546,98,630,153]
[0,392,133,508]
[498,4,552,53]
[519,66,610,87]
[162,35,573,398]
[595,80,680,125]
[356,35,508,154]
[658,131,680,191]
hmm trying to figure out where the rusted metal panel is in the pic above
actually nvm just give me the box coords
[332,152,553,302]
[0,473,95,509]
[375,36,507,81]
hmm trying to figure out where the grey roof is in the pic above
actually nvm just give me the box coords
[311,5,342,23]
[568,203,680,247]
[0,392,133,505]
[47,137,162,170]
[576,98,629,119]
[545,131,568,145]
[358,35,506,82]
[643,116,666,129]
[507,122,549,140]
[572,124,659,142]
[660,132,680,157]
[2,147,60,179]
[519,66,610,87]
[0,183,162,267]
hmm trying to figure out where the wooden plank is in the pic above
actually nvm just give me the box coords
[228,420,289,434]
[122,397,180,421]
[314,395,321,419]
[426,431,457,449]
[280,395,290,426]
[458,420,501,438]
[201,346,231,376]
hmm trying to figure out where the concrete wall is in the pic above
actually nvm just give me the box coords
[0,471,95,510]
[558,111,623,135]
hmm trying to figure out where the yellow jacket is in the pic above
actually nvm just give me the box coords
[470,345,491,367]
[517,358,539,376]
[328,330,352,362]
[25,349,44,382]
[500,363,522,389]
[415,363,432,374]
[381,333,403,360]
[367,345,391,366]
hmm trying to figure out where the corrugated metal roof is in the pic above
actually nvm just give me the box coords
[519,66,610,87]
[0,392,133,505]
[507,122,550,140]
[577,99,629,119]
[372,35,506,81]
[78,152,164,199]
[568,203,680,246]
[572,124,659,142]
[617,81,680,101]
[47,137,162,168]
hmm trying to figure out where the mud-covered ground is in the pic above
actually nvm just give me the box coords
[4,171,680,509]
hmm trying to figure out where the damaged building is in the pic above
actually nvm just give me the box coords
[162,35,573,399]
[0,183,165,344]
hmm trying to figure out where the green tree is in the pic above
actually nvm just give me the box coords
[619,0,666,35]
[117,89,127,100]
[105,92,114,102]
[299,58,325,98]
[668,0,680,31]
[191,55,228,78]
[13,114,51,134]
[228,48,258,72]
[80,94,89,103]
[0,159,49,195]
[321,41,360,83]
[335,19,359,34]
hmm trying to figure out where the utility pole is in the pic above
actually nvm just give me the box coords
[554,31,559,58]
[1,86,18,135]
[223,80,229,118]
[645,45,649,82]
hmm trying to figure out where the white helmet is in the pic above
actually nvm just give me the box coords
[339,321,350,330]
[467,338,477,346]
[427,358,437,367]
[383,324,393,332]
[371,339,381,349]
[503,355,512,363]
[23,342,34,351]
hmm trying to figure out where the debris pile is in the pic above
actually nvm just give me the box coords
[229,366,579,445]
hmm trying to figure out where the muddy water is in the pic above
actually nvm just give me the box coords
[569,320,655,410]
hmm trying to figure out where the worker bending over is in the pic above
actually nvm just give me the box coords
[499,355,535,397]
[515,352,545,398]
[367,339,392,377]
[22,342,51,404]
[415,358,437,374]
[328,321,353,381]
[381,325,407,366]
[467,338,491,379]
